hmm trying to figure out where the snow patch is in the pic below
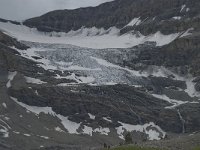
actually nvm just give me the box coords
[2,103,7,109]
[81,125,110,136]
[173,16,181,20]
[0,128,9,138]
[11,97,55,116]
[116,122,166,140]
[57,114,81,134]
[172,74,200,99]
[64,26,119,37]
[6,71,17,88]
[55,126,65,133]
[56,73,95,85]
[25,76,47,84]
[0,119,10,138]
[152,94,188,109]
[12,46,60,71]
[13,131,20,134]
[78,76,95,84]
[0,118,11,138]
[11,97,81,134]
[23,133,31,137]
[93,127,110,135]
[185,79,200,98]
[39,135,49,139]
[88,113,95,120]
[4,117,10,121]
[0,22,181,49]
[143,66,172,78]
[180,5,186,12]
[103,117,112,123]
[186,8,190,12]
[82,125,93,136]
[180,28,193,38]
[35,90,39,95]
[103,82,118,85]
[55,73,79,84]
[146,31,180,47]
[126,17,141,27]
[146,130,160,140]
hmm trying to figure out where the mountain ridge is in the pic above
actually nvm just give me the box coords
[24,0,200,35]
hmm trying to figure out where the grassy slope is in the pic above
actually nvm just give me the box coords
[106,145,200,150]
[193,147,200,150]
[105,145,163,150]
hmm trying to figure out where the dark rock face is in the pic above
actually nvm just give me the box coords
[0,42,40,75]
[24,0,200,35]
[0,31,28,50]
[8,84,178,132]
[179,104,200,133]
[116,33,200,77]
[0,18,20,25]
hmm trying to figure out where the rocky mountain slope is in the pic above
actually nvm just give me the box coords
[24,0,200,35]
[0,0,200,149]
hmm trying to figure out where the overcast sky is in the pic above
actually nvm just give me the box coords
[0,0,113,21]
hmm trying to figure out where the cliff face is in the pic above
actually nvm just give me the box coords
[124,34,200,75]
[0,31,28,50]
[24,0,200,34]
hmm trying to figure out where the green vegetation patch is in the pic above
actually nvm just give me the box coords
[193,146,200,150]
[107,145,162,150]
